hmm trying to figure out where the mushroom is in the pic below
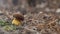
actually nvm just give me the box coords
[12,13,24,26]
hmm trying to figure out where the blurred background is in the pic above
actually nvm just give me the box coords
[0,0,60,19]
[0,0,60,34]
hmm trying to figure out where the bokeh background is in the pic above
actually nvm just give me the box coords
[0,0,60,34]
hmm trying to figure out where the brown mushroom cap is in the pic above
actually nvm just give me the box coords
[13,13,24,21]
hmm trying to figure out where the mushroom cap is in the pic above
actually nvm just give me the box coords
[13,13,24,21]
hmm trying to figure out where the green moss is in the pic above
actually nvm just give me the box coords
[0,20,5,26]
[0,20,17,31]
[3,25,16,31]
